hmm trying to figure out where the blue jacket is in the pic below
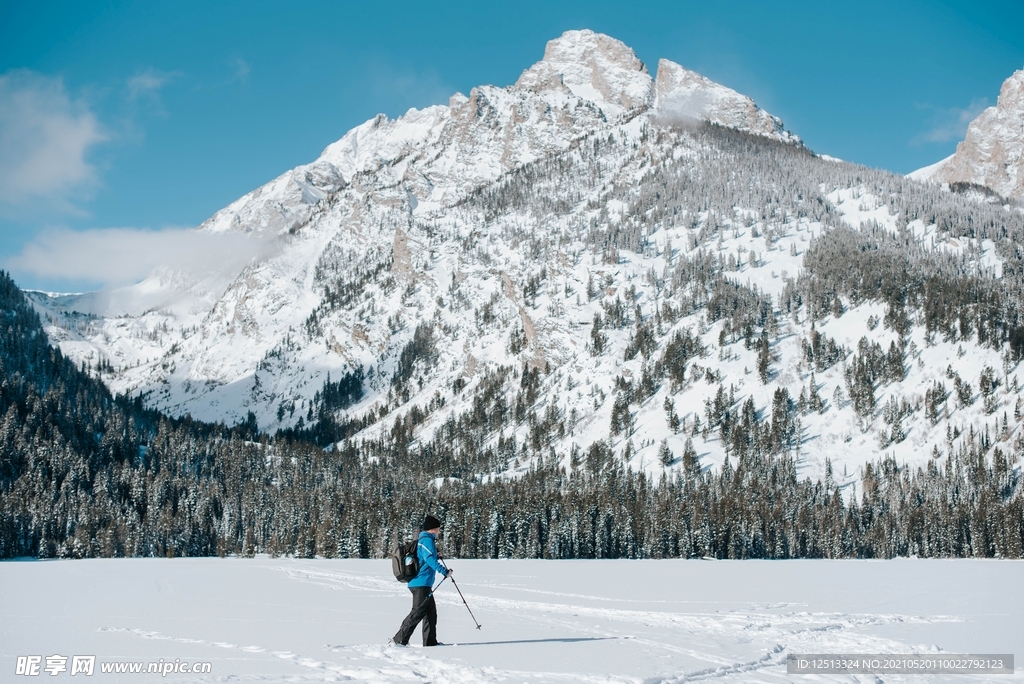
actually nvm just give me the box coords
[407,530,447,588]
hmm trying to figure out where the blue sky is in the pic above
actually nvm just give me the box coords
[2,0,1022,291]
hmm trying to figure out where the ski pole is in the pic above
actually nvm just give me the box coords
[438,558,482,629]
[430,573,450,595]
[448,574,482,630]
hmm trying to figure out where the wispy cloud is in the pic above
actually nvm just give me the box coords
[368,62,453,112]
[230,57,251,82]
[122,68,181,130]
[127,68,178,101]
[7,227,273,290]
[196,56,252,91]
[913,98,989,145]
[0,70,107,216]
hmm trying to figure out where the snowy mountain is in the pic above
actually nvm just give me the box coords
[29,30,1024,491]
[910,68,1024,201]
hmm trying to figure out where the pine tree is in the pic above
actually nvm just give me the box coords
[658,440,674,466]
[590,313,606,355]
[757,330,770,384]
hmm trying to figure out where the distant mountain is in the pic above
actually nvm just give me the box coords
[911,68,1024,201]
[28,30,1024,491]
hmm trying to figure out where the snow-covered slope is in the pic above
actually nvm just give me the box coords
[911,68,1024,201]
[30,30,1024,489]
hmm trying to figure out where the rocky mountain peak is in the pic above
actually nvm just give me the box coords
[200,32,800,242]
[911,68,1024,200]
[516,29,653,116]
[999,68,1024,103]
[653,59,796,143]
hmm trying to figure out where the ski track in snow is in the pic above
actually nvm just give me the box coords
[269,564,967,682]
[3,558,1019,683]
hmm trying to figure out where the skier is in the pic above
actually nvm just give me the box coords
[390,514,451,647]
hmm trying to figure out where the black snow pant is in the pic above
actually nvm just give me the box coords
[393,586,438,646]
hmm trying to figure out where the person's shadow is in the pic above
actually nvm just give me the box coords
[446,637,619,647]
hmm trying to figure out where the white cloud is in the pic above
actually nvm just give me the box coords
[7,227,273,290]
[914,98,989,145]
[0,70,107,214]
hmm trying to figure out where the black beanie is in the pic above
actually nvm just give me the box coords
[422,514,441,531]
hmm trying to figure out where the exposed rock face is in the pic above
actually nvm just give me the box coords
[653,59,796,144]
[200,161,346,237]
[911,69,1024,201]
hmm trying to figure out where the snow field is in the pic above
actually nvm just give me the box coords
[2,557,1022,683]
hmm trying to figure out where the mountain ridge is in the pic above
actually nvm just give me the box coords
[27,30,1024,490]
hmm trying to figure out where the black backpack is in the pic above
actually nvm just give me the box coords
[391,539,419,582]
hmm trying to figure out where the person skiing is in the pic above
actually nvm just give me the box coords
[390,514,451,647]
